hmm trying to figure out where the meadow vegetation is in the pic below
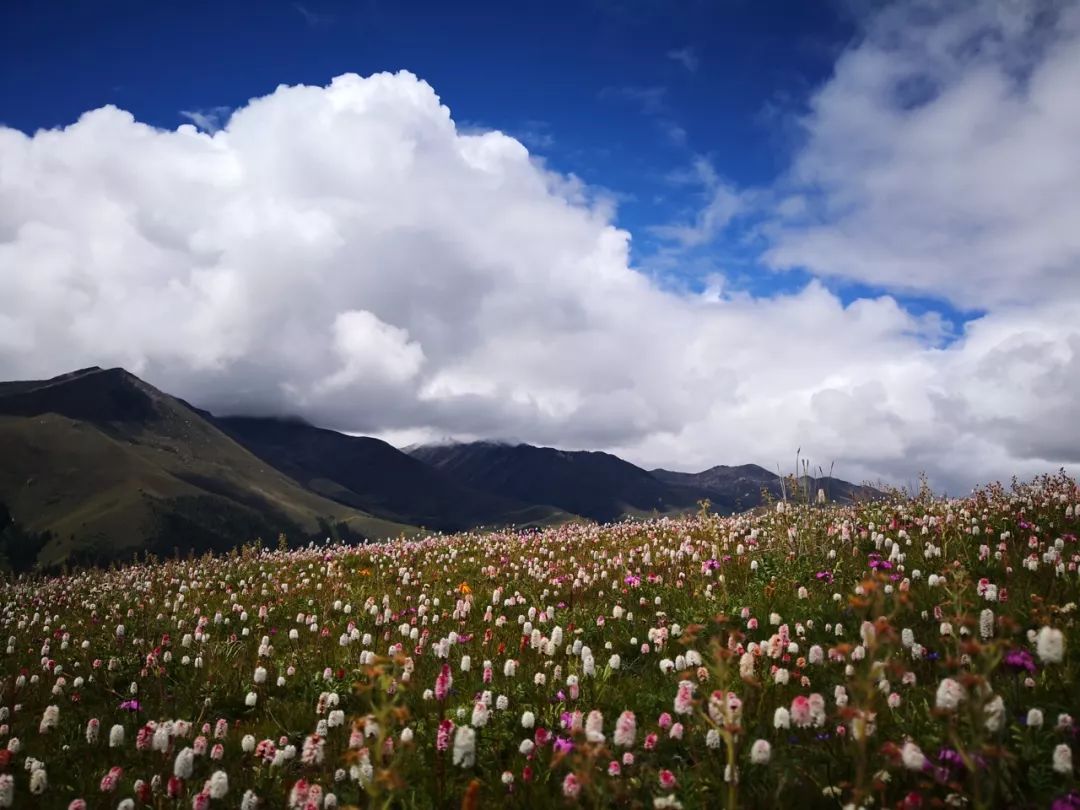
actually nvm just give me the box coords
[0,474,1077,809]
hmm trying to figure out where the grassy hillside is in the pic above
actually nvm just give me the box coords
[0,369,415,569]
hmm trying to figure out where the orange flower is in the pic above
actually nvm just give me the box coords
[458,581,472,595]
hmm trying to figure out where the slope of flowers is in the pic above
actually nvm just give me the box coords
[1,474,1078,809]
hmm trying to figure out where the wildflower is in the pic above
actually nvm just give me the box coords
[435,664,453,701]
[674,681,694,715]
[453,726,476,768]
[29,767,47,795]
[984,695,1006,732]
[791,696,812,728]
[39,705,59,733]
[774,707,791,729]
[301,734,325,765]
[614,711,637,748]
[935,678,966,711]
[1028,708,1044,728]
[658,770,677,789]
[1053,744,1073,775]
[562,773,581,798]
[521,711,535,729]
[901,741,926,770]
[174,748,195,779]
[750,739,771,764]
[471,702,490,728]
[1037,627,1065,664]
[1004,648,1037,673]
[585,710,604,743]
[100,767,122,793]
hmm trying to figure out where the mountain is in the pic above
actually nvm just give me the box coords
[0,365,881,571]
[0,367,413,570]
[651,464,880,510]
[407,441,705,522]
[213,417,570,531]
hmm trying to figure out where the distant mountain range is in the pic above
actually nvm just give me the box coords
[0,367,880,570]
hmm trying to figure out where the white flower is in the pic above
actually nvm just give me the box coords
[29,768,46,795]
[984,695,1005,732]
[38,705,59,734]
[749,739,771,764]
[174,747,195,779]
[1036,626,1065,664]
[452,726,476,768]
[1027,708,1044,728]
[1053,743,1073,775]
[935,678,966,711]
[208,770,228,799]
[901,741,926,771]
[521,711,535,729]
[773,707,790,729]
[254,666,267,684]
[109,725,125,748]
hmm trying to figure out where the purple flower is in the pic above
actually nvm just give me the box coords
[119,699,141,712]
[1003,648,1037,674]
[553,736,575,755]
[1052,792,1080,810]
[815,570,834,583]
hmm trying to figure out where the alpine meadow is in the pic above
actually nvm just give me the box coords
[2,1,1080,809]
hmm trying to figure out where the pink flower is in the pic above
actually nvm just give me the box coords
[658,769,677,789]
[791,696,812,728]
[436,719,454,752]
[607,760,622,776]
[644,732,659,750]
[614,711,636,748]
[435,664,453,701]
[658,712,673,730]
[100,766,123,793]
[562,773,581,798]
[674,681,694,715]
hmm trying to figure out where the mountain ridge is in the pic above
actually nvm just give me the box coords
[0,366,881,570]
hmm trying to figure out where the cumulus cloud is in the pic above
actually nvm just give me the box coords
[765,1,1080,309]
[1,3,1078,493]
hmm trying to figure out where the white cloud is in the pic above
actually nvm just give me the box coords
[765,1,1080,309]
[1,31,1078,493]
[667,47,699,73]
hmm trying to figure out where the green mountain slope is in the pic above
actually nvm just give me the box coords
[0,368,414,569]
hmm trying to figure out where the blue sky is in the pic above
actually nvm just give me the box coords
[1,2,870,295]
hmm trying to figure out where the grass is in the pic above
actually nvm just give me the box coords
[0,473,1077,808]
